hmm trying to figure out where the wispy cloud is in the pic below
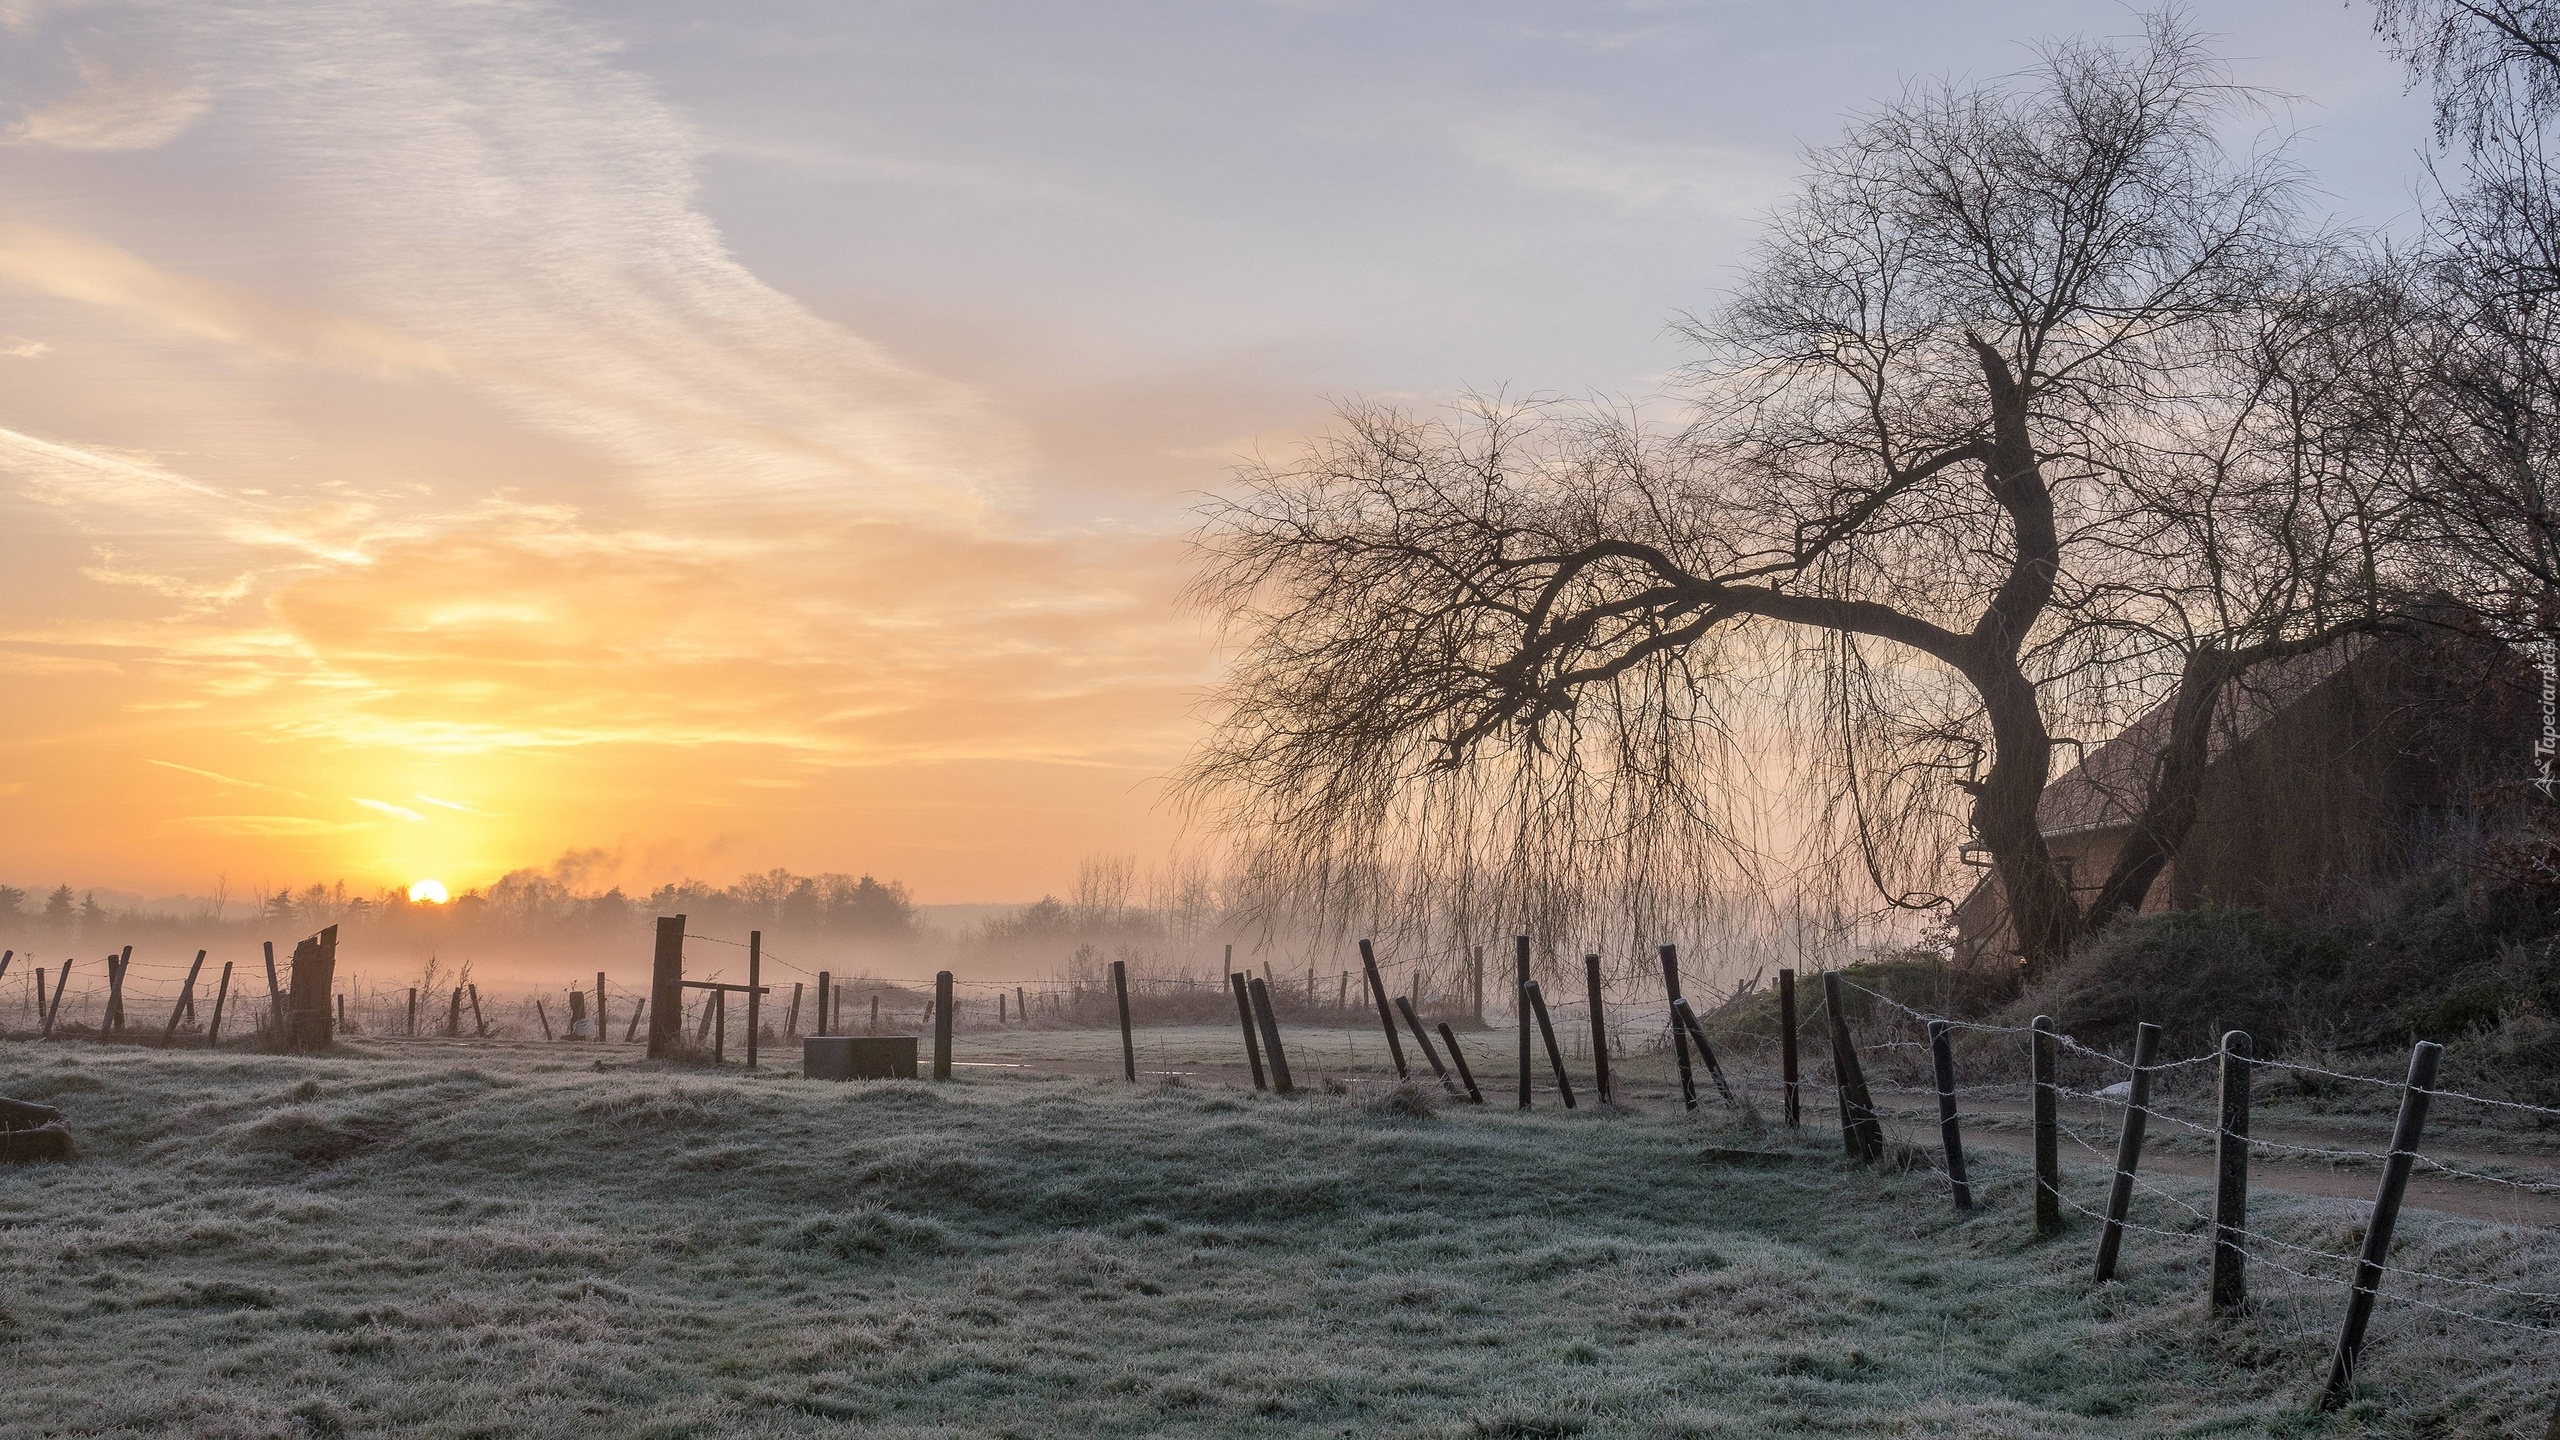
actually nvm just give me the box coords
[5,54,208,152]
[412,793,485,814]
[351,797,426,823]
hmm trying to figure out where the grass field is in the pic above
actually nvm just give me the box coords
[0,1034,2553,1439]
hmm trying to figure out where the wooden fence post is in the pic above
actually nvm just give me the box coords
[647,915,685,1059]
[2094,1021,2163,1283]
[466,981,485,1038]
[100,947,128,1041]
[1229,972,1267,1090]
[2321,1039,2444,1406]
[712,991,726,1064]
[263,941,282,1032]
[1927,1019,1972,1210]
[163,950,207,1044]
[815,971,831,1038]
[624,995,646,1043]
[206,961,234,1048]
[1524,980,1576,1109]
[1016,986,1028,1025]
[1396,995,1456,1093]
[1820,971,1884,1163]
[746,932,761,1071]
[596,972,607,1044]
[1659,944,1698,1110]
[1513,935,1533,1110]
[1470,946,1484,1023]
[785,981,802,1039]
[406,987,418,1037]
[1247,976,1293,1094]
[287,929,339,1051]
[869,994,879,1034]
[2033,1015,2061,1236]
[448,986,464,1037]
[1359,940,1409,1080]
[1437,1023,1484,1103]
[1583,954,1612,1104]
[2209,1030,2253,1314]
[1112,959,1135,1082]
[41,960,70,1038]
[932,971,953,1080]
[535,999,553,1041]
[1779,967,1801,1128]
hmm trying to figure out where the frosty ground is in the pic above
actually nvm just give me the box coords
[0,1035,2551,1439]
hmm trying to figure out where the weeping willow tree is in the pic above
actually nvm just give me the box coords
[1179,18,2348,981]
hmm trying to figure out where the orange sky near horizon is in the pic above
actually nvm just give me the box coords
[0,1,2435,907]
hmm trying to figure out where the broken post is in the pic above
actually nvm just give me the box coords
[1113,959,1135,1082]
[1927,1018,1972,1210]
[286,928,338,1051]
[1247,975,1293,1094]
[932,971,953,1080]
[2094,1021,2163,1283]
[1524,980,1575,1109]
[1359,940,1408,1080]
[2209,1030,2253,1314]
[1437,1023,1484,1103]
[1583,954,1612,1105]
[2322,1039,2443,1405]
[647,915,685,1059]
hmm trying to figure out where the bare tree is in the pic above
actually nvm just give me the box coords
[1186,19,2310,974]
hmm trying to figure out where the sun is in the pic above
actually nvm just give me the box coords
[407,878,450,904]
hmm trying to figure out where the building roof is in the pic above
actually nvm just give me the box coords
[2035,640,2362,836]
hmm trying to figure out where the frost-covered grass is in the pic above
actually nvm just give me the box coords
[0,1039,2551,1438]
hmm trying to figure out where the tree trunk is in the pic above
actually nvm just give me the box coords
[1971,660,2078,975]
[2085,647,2235,931]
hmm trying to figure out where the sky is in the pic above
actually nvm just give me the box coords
[0,0,2439,905]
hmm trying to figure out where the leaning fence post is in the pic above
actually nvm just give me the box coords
[2209,1029,2254,1314]
[101,948,127,1042]
[1396,995,1456,1093]
[785,981,802,1039]
[1779,968,1802,1128]
[1927,1019,1972,1210]
[1659,944,1698,1110]
[1229,971,1267,1090]
[466,981,485,1039]
[1247,976,1293,1094]
[932,971,954,1080]
[1670,997,1739,1107]
[163,949,207,1044]
[1820,972,1883,1163]
[1583,955,1613,1104]
[1524,980,1576,1109]
[624,995,646,1043]
[2094,1021,2162,1283]
[41,960,70,1038]
[2033,1015,2061,1236]
[1112,959,1135,1082]
[2321,1039,2444,1406]
[1359,940,1409,1080]
[536,999,554,1041]
[1436,1023,1484,1103]
[206,961,234,1048]
[263,941,282,1030]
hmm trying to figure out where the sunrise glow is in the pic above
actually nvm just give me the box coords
[406,879,449,905]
